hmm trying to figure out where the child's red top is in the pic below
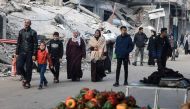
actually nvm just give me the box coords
[37,50,52,66]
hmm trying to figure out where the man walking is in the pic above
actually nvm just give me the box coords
[16,19,38,89]
[152,28,172,71]
[132,27,148,66]
[48,32,63,83]
[113,26,134,87]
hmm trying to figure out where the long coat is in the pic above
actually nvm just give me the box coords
[66,38,86,80]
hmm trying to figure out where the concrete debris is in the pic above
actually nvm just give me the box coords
[10,1,23,12]
[0,63,12,77]
[5,2,105,39]
[0,44,16,64]
[20,4,32,11]
[54,14,73,31]
[78,5,100,20]
[63,1,71,6]
[3,1,154,40]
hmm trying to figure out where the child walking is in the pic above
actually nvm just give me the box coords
[37,41,52,89]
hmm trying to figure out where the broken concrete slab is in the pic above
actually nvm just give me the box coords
[78,5,100,20]
[20,4,32,11]
[10,1,23,12]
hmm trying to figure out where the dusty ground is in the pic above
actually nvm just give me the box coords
[0,54,190,109]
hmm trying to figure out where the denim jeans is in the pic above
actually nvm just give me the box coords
[38,64,47,85]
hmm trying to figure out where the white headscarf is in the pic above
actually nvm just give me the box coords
[72,31,81,46]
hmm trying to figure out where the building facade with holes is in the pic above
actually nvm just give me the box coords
[64,0,127,21]
[128,0,190,41]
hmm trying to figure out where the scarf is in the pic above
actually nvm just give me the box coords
[72,36,81,46]
[89,36,107,61]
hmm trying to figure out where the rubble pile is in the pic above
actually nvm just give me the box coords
[2,1,155,39]
[0,63,12,77]
[1,1,120,39]
[0,43,16,64]
[109,4,156,37]
[0,1,156,76]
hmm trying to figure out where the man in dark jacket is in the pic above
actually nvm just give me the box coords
[113,26,134,87]
[152,28,172,71]
[48,32,63,83]
[132,27,148,66]
[16,19,38,89]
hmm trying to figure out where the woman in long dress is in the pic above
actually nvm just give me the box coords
[66,31,86,81]
[89,29,107,82]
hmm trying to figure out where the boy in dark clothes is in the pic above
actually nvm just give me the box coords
[48,32,63,83]
[152,28,172,71]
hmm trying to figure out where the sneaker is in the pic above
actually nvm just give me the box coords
[140,63,143,66]
[53,78,56,83]
[132,62,137,66]
[113,83,119,87]
[105,71,111,74]
[24,83,31,89]
[55,79,59,83]
[76,78,80,81]
[44,82,48,87]
[38,85,42,90]
[124,82,128,86]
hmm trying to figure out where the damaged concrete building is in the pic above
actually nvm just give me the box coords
[70,0,190,40]
[127,0,190,40]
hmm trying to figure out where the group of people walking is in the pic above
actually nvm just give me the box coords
[15,19,174,89]
[16,19,64,89]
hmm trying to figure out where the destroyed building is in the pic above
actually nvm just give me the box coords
[1,0,190,67]
[127,0,190,40]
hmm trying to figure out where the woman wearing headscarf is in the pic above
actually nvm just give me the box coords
[66,31,86,81]
[147,30,156,66]
[89,29,107,82]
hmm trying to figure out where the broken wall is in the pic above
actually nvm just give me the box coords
[79,0,126,21]
[46,0,62,6]
[0,13,6,39]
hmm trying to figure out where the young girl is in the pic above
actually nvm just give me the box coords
[37,41,52,89]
